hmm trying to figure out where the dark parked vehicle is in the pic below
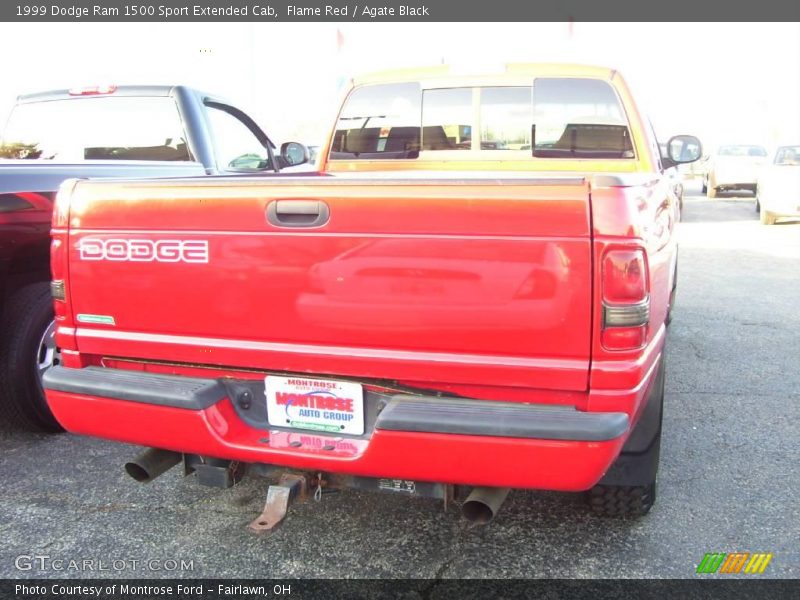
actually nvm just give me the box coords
[0,85,308,432]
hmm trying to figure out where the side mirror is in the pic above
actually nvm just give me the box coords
[667,135,702,164]
[280,142,310,167]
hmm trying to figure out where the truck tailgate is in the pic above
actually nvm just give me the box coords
[65,176,593,392]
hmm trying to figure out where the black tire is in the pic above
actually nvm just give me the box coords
[665,253,678,327]
[586,482,657,517]
[665,285,677,327]
[0,283,64,432]
[701,178,707,194]
[585,353,665,517]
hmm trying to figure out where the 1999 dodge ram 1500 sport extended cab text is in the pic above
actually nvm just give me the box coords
[0,85,309,432]
[43,65,701,523]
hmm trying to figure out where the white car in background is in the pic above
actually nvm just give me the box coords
[702,144,769,198]
[755,145,800,225]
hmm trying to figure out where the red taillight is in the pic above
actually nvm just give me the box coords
[68,84,117,96]
[601,248,649,351]
[601,325,648,351]
[602,249,647,303]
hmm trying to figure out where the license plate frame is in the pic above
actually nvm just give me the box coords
[265,375,365,436]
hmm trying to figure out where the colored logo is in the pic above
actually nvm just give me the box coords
[697,552,773,574]
[275,388,355,433]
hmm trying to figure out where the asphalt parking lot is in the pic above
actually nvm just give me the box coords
[1,181,798,580]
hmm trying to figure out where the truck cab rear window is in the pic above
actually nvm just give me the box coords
[329,78,633,161]
[532,78,633,159]
[718,145,768,157]
[1,97,193,162]
[330,83,422,160]
[422,88,472,150]
[480,87,532,150]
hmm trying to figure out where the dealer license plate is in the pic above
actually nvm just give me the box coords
[265,375,365,436]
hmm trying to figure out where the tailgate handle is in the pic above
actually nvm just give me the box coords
[267,200,329,228]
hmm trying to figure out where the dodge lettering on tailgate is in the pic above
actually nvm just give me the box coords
[78,238,209,263]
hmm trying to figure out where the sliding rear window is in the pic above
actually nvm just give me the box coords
[329,78,633,161]
[480,87,532,150]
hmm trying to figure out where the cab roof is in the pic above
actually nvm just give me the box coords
[16,85,178,104]
[352,63,619,86]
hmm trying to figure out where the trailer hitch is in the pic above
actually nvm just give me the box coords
[248,473,308,533]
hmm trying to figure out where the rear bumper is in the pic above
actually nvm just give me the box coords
[715,180,757,188]
[761,195,800,217]
[712,172,758,188]
[44,366,629,491]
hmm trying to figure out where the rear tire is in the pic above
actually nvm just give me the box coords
[585,352,664,517]
[665,285,677,327]
[0,283,64,432]
[587,482,657,517]
[701,179,707,194]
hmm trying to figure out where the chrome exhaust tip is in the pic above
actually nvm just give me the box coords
[462,487,511,524]
[124,448,181,483]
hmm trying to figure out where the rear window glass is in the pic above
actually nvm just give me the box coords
[532,78,633,159]
[422,88,472,150]
[718,145,768,157]
[329,78,633,161]
[775,146,800,165]
[1,96,193,162]
[480,87,532,150]
[330,83,421,160]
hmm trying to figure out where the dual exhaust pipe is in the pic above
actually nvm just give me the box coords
[125,448,511,523]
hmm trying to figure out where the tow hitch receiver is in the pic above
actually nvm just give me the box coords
[248,473,307,533]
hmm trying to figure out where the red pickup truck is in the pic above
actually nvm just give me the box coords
[43,65,700,522]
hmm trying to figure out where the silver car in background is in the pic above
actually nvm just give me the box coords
[702,144,768,198]
[756,145,800,225]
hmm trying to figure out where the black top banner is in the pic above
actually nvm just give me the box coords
[3,0,800,21]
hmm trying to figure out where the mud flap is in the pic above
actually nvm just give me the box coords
[598,353,665,487]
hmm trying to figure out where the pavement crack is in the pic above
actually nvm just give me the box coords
[731,318,786,331]
[418,516,472,599]
[684,337,709,361]
[419,560,451,600]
